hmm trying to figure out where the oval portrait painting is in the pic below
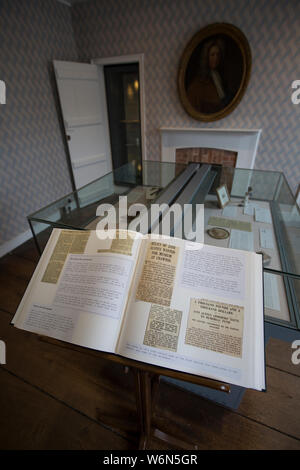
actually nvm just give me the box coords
[178,23,252,121]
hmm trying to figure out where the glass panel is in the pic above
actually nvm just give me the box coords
[263,270,294,326]
[27,162,300,329]
[29,164,299,278]
[29,170,132,230]
[273,174,300,276]
[230,168,282,200]
[178,167,299,275]
[28,161,186,234]
[29,220,57,255]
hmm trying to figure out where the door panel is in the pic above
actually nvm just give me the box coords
[54,60,112,189]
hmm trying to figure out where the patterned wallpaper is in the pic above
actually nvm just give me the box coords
[0,0,78,245]
[1,0,299,247]
[72,0,300,194]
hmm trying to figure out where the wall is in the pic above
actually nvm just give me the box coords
[72,0,300,194]
[0,0,78,247]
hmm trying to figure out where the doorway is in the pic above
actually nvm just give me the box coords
[104,63,143,180]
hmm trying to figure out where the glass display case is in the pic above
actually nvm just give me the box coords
[28,161,300,329]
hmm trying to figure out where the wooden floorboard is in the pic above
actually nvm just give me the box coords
[0,253,37,279]
[0,238,300,450]
[0,368,133,450]
[153,382,300,450]
[0,309,138,441]
[238,368,300,439]
[9,237,41,263]
[0,271,29,315]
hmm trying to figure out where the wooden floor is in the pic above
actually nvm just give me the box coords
[0,238,300,450]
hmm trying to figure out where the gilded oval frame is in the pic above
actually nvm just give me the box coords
[178,23,252,122]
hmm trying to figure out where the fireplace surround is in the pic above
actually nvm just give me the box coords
[160,128,261,169]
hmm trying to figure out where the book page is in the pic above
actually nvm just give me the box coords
[53,254,133,319]
[117,237,263,389]
[14,229,143,353]
[135,241,179,307]
[23,304,80,342]
[180,244,245,300]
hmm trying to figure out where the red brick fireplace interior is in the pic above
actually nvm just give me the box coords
[175,148,238,193]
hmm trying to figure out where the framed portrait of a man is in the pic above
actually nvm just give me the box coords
[178,23,252,122]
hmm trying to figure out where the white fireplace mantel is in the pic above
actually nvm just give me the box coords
[159,128,262,169]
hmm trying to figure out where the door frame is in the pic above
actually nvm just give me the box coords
[92,54,147,163]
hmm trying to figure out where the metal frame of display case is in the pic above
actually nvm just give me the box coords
[267,201,300,329]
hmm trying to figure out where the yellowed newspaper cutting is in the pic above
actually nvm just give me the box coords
[185,298,244,358]
[136,241,179,306]
[42,230,90,284]
[98,230,134,256]
[208,216,252,232]
[143,304,182,352]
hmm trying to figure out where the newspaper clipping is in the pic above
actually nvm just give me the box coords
[42,230,90,284]
[98,230,134,256]
[185,298,244,358]
[136,241,179,306]
[143,304,182,352]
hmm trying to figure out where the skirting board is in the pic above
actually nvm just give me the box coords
[0,228,33,258]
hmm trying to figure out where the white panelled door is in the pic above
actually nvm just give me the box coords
[53,60,112,189]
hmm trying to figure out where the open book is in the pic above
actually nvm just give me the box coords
[12,229,265,391]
